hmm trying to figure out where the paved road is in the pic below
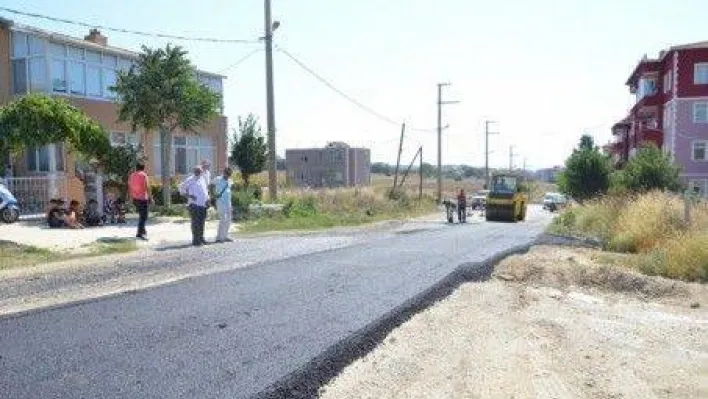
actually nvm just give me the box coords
[0,208,551,399]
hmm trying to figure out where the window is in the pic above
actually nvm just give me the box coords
[694,63,708,85]
[103,68,117,98]
[694,102,708,124]
[28,35,45,56]
[51,59,67,92]
[692,141,707,161]
[28,57,47,92]
[11,31,27,57]
[153,134,215,176]
[663,72,672,93]
[663,106,671,130]
[86,65,101,97]
[110,132,139,147]
[26,144,64,172]
[70,61,85,95]
[11,59,27,94]
[688,180,706,196]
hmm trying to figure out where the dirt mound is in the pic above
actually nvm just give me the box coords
[494,245,706,303]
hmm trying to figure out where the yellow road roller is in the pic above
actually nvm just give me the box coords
[485,172,528,222]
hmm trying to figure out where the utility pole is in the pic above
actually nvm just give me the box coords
[393,123,406,191]
[436,83,459,204]
[509,145,515,171]
[484,120,499,189]
[419,146,423,200]
[264,0,278,201]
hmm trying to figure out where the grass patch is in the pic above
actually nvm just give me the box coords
[240,187,437,233]
[0,238,138,271]
[0,241,64,270]
[547,191,708,282]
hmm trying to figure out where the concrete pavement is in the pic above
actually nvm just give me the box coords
[0,207,552,399]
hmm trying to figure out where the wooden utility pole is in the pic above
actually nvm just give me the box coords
[419,146,423,200]
[264,0,278,200]
[398,146,422,188]
[393,123,406,191]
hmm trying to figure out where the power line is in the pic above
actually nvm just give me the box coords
[0,6,259,44]
[276,46,437,133]
[217,48,262,74]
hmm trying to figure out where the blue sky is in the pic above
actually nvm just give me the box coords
[3,0,706,169]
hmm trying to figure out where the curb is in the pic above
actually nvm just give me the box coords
[249,241,538,399]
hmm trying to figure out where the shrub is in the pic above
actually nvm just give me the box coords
[637,234,708,282]
[152,204,189,218]
[150,184,187,206]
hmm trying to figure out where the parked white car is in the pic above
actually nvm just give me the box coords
[542,192,568,211]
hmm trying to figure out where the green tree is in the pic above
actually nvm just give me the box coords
[612,143,682,193]
[113,44,221,206]
[103,144,148,198]
[230,114,267,187]
[0,93,110,175]
[557,134,611,202]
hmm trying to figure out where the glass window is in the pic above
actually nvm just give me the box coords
[11,31,27,57]
[103,54,117,67]
[37,145,50,172]
[696,64,708,85]
[175,147,187,174]
[51,59,67,93]
[11,59,27,94]
[50,43,65,57]
[199,148,213,166]
[187,148,199,171]
[28,57,47,92]
[693,141,707,161]
[70,61,85,95]
[86,65,101,97]
[152,142,162,176]
[103,68,117,98]
[118,58,133,72]
[663,72,672,93]
[187,135,199,146]
[28,35,45,56]
[55,143,65,172]
[173,136,187,146]
[694,103,708,124]
[86,50,101,64]
[199,136,213,146]
[26,147,37,171]
[68,46,84,60]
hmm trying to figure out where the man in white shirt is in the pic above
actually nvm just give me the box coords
[211,166,234,243]
[179,165,209,246]
[200,159,212,186]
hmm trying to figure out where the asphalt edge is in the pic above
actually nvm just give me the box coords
[250,239,548,399]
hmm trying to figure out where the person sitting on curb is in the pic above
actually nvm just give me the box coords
[47,199,66,229]
[64,200,84,229]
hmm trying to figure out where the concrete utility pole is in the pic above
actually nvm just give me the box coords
[264,0,278,201]
[419,146,423,200]
[509,145,518,171]
[484,120,499,188]
[436,83,459,204]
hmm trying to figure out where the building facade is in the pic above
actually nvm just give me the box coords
[606,41,708,195]
[286,142,371,188]
[534,166,564,183]
[0,18,228,205]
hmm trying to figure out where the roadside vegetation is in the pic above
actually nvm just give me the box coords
[0,239,137,271]
[551,135,707,282]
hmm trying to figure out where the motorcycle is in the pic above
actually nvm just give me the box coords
[0,199,20,223]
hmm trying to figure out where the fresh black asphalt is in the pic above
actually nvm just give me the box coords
[0,213,549,399]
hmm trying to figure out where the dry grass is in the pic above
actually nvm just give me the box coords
[549,191,708,281]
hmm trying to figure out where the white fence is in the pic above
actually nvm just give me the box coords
[3,174,68,219]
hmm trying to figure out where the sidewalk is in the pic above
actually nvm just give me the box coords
[1,215,236,253]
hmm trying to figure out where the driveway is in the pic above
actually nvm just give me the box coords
[0,206,553,399]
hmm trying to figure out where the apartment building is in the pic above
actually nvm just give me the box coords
[0,18,227,206]
[606,41,708,195]
[534,166,564,183]
[286,142,371,188]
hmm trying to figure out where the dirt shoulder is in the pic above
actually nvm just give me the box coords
[320,246,708,399]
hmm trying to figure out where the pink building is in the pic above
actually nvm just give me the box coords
[607,41,708,195]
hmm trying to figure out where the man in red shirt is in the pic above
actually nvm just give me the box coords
[128,162,151,240]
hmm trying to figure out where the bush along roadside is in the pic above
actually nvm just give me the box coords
[547,191,708,282]
[240,187,437,233]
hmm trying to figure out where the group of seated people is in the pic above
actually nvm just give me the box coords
[46,194,126,229]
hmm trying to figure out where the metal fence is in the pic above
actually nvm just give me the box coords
[3,174,68,219]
